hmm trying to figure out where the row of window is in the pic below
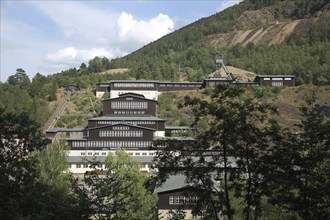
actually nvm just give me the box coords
[264,78,292,81]
[114,110,146,115]
[112,126,129,130]
[99,130,143,137]
[69,163,151,169]
[117,91,153,95]
[81,152,107,156]
[169,196,198,205]
[97,120,155,125]
[112,101,148,109]
[71,141,152,148]
[80,151,156,156]
[159,84,200,88]
[114,83,155,88]
[272,82,283,87]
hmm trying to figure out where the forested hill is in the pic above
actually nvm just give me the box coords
[105,0,329,85]
[1,0,329,128]
[21,0,329,88]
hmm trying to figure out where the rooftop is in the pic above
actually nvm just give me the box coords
[256,75,295,78]
[46,127,85,133]
[88,115,165,121]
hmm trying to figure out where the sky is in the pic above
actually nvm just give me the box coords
[0,0,243,82]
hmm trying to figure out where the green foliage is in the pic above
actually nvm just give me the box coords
[36,138,70,186]
[0,111,88,219]
[7,68,31,90]
[55,114,88,128]
[0,111,47,219]
[167,208,187,220]
[85,149,158,219]
[155,84,279,220]
[226,17,330,85]
[250,86,282,99]
[261,91,330,219]
[1,69,52,125]
[157,93,181,125]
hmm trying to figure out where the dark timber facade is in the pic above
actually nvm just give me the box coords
[95,75,295,98]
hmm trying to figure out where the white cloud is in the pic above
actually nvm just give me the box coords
[3,1,231,81]
[217,0,244,12]
[28,2,175,72]
[43,46,124,72]
[117,12,174,46]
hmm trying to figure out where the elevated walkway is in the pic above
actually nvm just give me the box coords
[43,92,71,132]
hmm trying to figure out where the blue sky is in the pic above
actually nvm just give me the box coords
[1,0,243,82]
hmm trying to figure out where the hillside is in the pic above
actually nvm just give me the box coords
[202,1,330,47]
[202,17,318,47]
[1,0,329,130]
[105,0,329,85]
[40,0,329,87]
[52,85,329,131]
[157,85,330,129]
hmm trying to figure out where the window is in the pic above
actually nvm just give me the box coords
[94,152,99,155]
[76,164,81,168]
[272,81,283,87]
[113,83,154,88]
[102,152,106,155]
[88,152,92,155]
[99,129,143,137]
[135,153,140,156]
[81,152,86,155]
[83,164,88,168]
[169,196,198,205]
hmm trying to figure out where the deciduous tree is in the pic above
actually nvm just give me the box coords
[85,149,158,219]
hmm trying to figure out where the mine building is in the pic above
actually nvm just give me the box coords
[254,75,295,87]
[46,91,168,175]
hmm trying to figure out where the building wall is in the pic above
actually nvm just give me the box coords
[66,149,156,174]
[158,82,203,91]
[158,190,196,210]
[95,83,110,98]
[88,119,165,131]
[102,96,157,116]
[110,90,159,100]
[96,91,105,98]
[68,161,151,174]
[255,77,295,86]
[157,190,198,219]
[88,125,155,141]
[88,120,98,128]
[45,131,84,139]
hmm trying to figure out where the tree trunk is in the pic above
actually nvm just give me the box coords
[245,144,252,220]
[223,142,232,220]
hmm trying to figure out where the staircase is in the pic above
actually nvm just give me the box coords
[43,92,71,132]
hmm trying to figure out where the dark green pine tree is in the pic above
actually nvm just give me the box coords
[262,91,330,219]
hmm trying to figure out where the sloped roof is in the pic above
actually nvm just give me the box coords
[46,127,85,133]
[110,80,159,83]
[155,173,222,194]
[88,122,156,131]
[88,115,165,121]
[256,75,295,78]
[102,93,157,102]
